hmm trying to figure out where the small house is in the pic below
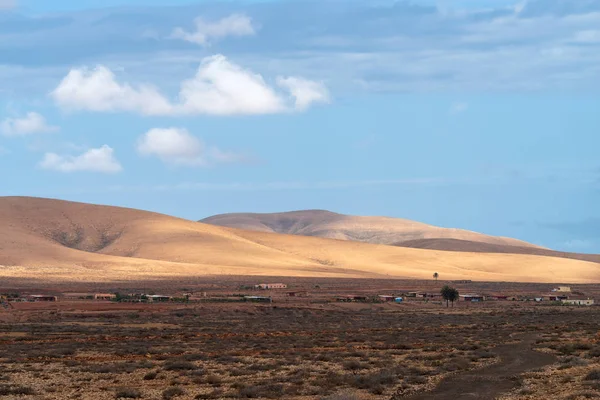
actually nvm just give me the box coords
[553,286,571,292]
[562,297,594,306]
[378,295,396,302]
[255,283,288,290]
[27,295,57,302]
[460,294,485,302]
[546,294,569,301]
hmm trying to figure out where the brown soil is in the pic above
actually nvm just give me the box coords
[399,334,558,400]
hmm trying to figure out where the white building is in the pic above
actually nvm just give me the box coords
[553,286,572,292]
[254,283,287,290]
[562,298,594,306]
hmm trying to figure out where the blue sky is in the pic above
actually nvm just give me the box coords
[1,0,599,252]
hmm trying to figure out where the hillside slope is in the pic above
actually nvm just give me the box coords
[201,210,542,248]
[1,197,599,283]
[395,238,600,264]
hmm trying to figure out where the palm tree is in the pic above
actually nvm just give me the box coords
[433,272,439,281]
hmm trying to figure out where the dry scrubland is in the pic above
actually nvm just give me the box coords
[1,295,600,400]
[1,197,600,283]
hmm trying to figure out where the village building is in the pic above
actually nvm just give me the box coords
[459,294,485,302]
[553,286,571,292]
[378,295,396,302]
[562,297,594,306]
[255,283,287,290]
[27,295,57,302]
[545,294,569,301]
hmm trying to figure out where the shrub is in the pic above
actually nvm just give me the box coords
[0,385,35,395]
[162,387,185,400]
[115,387,142,399]
[342,360,365,371]
[584,370,600,381]
[143,371,157,380]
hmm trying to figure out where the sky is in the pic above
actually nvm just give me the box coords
[1,0,599,252]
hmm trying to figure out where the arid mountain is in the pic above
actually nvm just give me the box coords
[1,197,599,283]
[201,210,542,248]
[395,238,600,264]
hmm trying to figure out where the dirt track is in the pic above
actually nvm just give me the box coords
[397,334,557,400]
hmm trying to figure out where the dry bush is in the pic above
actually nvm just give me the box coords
[162,386,185,400]
[115,387,142,399]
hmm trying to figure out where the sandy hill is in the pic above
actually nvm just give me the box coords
[1,197,599,283]
[395,239,600,264]
[201,210,542,248]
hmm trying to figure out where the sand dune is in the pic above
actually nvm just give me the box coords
[1,197,599,283]
[201,210,543,248]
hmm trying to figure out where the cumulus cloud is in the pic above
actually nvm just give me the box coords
[51,66,174,115]
[40,145,122,173]
[171,14,256,46]
[276,77,331,110]
[179,55,286,115]
[51,55,329,116]
[137,127,245,166]
[1,112,59,136]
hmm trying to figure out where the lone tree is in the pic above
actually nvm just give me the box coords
[441,285,459,308]
[433,272,439,281]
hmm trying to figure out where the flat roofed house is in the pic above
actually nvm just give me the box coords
[27,295,57,302]
[553,286,571,292]
[378,295,396,302]
[255,283,288,290]
[460,294,485,302]
[562,297,594,306]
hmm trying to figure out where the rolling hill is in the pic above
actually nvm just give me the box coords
[201,210,542,248]
[1,197,599,283]
[395,238,600,264]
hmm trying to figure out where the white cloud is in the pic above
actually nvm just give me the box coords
[171,14,256,46]
[137,127,244,166]
[0,112,59,136]
[179,54,286,115]
[51,66,174,115]
[40,145,122,173]
[51,55,329,116]
[276,77,330,110]
[449,102,469,115]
